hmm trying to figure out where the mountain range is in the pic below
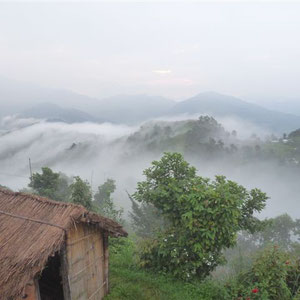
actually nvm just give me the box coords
[21,103,102,124]
[1,77,300,133]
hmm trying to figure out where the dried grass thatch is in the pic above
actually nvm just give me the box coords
[0,188,127,299]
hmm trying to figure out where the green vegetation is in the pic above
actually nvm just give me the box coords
[28,168,93,209]
[125,116,300,170]
[131,153,267,280]
[29,167,70,201]
[223,245,300,299]
[69,176,93,209]
[94,178,124,223]
[105,237,228,300]
[27,168,125,219]
[105,234,300,300]
[106,152,299,299]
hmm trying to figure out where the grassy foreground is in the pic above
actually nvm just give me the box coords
[104,238,228,300]
[104,237,300,300]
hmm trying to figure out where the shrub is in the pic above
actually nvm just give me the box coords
[224,245,300,299]
[132,152,268,280]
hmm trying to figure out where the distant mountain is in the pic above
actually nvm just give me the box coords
[170,92,300,133]
[93,94,175,124]
[0,77,102,118]
[0,77,175,124]
[21,103,102,123]
[2,77,300,132]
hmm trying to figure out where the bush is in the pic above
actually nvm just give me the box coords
[252,246,291,299]
[132,152,268,280]
[224,245,300,299]
[109,237,137,268]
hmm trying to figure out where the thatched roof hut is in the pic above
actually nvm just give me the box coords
[0,188,127,300]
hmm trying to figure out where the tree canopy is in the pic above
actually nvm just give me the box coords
[28,167,71,201]
[69,176,93,210]
[94,178,124,223]
[132,152,268,280]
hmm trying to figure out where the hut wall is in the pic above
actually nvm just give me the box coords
[66,223,106,300]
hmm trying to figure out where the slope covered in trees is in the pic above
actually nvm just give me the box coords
[105,153,299,299]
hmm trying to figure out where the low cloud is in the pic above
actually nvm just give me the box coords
[0,115,298,219]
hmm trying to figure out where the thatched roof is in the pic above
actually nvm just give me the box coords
[0,188,127,299]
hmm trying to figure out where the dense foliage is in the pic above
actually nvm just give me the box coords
[125,116,300,173]
[27,167,125,217]
[131,152,268,280]
[94,179,124,223]
[249,214,300,250]
[69,176,93,210]
[106,233,300,300]
[224,246,300,299]
[28,167,70,201]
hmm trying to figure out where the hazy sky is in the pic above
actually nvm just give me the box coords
[1,1,300,100]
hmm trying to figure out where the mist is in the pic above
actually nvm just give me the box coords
[0,115,299,219]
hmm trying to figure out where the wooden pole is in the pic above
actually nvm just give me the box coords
[29,158,33,181]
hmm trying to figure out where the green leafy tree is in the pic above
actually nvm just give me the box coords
[56,173,72,202]
[95,179,116,206]
[94,179,124,223]
[69,176,93,210]
[257,214,299,249]
[234,214,300,256]
[29,167,59,199]
[28,167,70,201]
[132,152,268,280]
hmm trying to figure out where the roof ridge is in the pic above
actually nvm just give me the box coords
[0,187,85,209]
[0,187,127,235]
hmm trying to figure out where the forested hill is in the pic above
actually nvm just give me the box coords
[124,116,300,167]
[126,116,231,155]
